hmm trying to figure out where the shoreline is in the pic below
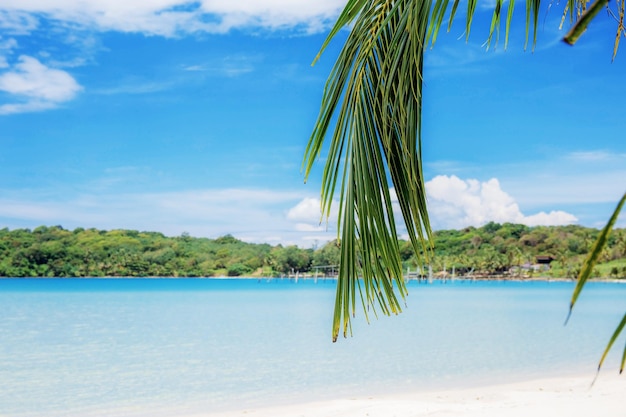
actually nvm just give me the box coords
[2,276,624,283]
[206,372,625,417]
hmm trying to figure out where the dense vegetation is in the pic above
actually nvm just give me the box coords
[0,223,625,279]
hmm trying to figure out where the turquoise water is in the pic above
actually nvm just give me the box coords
[0,278,624,416]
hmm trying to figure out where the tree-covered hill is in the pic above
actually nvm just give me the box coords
[0,223,624,278]
[414,223,626,279]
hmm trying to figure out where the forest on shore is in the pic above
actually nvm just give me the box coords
[0,223,625,279]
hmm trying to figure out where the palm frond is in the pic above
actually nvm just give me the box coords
[505,0,516,50]
[563,0,610,46]
[613,0,625,61]
[566,192,626,322]
[486,0,503,49]
[307,0,621,342]
[595,313,626,375]
[565,192,626,373]
[427,0,450,46]
[304,0,434,341]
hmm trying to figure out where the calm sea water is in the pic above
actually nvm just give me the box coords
[0,278,624,417]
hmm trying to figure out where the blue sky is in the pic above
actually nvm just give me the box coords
[0,1,624,247]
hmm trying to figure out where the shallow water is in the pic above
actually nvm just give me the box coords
[0,278,624,416]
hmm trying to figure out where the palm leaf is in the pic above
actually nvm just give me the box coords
[486,0,503,49]
[466,0,478,40]
[427,0,450,46]
[304,0,434,341]
[595,313,626,375]
[563,0,610,46]
[505,0,516,50]
[447,0,461,32]
[523,0,541,50]
[565,192,626,373]
[612,0,625,61]
[307,0,620,342]
[566,192,626,322]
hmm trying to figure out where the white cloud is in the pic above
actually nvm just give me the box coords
[0,177,606,248]
[0,1,342,113]
[0,188,336,247]
[0,1,345,36]
[286,196,339,234]
[183,64,204,71]
[0,55,82,114]
[198,0,345,33]
[567,150,614,161]
[0,37,17,68]
[285,176,581,239]
[287,197,322,222]
[0,37,18,52]
[0,100,58,114]
[93,81,172,95]
[182,55,258,77]
[425,175,578,230]
[294,223,326,232]
[0,9,39,34]
[523,211,579,227]
[0,1,344,113]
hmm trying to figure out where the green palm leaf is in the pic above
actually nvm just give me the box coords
[306,0,621,342]
[596,313,626,374]
[567,192,626,320]
[566,192,626,373]
[304,0,434,341]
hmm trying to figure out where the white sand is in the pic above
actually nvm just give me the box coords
[206,373,625,417]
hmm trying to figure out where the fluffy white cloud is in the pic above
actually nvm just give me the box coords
[198,0,345,33]
[522,211,580,227]
[286,196,339,234]
[287,197,322,222]
[285,176,580,239]
[0,0,345,36]
[0,55,82,114]
[0,1,344,113]
[425,175,578,230]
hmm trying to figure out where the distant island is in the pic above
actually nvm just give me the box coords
[0,223,624,279]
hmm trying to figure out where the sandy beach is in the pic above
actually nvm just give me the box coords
[208,373,625,417]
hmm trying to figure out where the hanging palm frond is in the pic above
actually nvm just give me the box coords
[566,192,626,374]
[563,0,610,46]
[304,0,436,341]
[305,0,619,342]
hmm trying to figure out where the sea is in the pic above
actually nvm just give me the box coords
[0,277,624,417]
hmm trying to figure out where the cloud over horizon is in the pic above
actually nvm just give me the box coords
[282,175,581,240]
[425,175,578,230]
[0,173,607,248]
[0,187,337,247]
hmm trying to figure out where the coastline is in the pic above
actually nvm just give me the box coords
[1,275,624,283]
[206,372,625,417]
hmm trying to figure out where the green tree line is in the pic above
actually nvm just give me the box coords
[0,223,624,278]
